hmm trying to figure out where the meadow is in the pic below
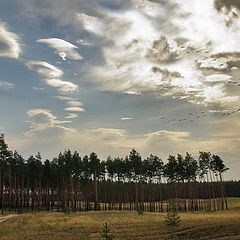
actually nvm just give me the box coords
[0,198,239,240]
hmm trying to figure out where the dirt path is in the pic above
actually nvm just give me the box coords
[0,214,18,223]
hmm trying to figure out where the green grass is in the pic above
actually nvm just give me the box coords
[0,198,240,240]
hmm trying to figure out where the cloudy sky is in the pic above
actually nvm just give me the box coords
[0,0,240,179]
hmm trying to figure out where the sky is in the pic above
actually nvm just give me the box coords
[0,0,240,180]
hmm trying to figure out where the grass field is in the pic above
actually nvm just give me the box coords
[0,198,240,240]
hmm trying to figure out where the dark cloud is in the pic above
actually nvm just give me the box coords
[152,66,182,79]
[173,37,190,46]
[214,0,240,12]
[214,0,240,26]
[227,60,240,69]
[0,40,11,53]
[146,36,179,63]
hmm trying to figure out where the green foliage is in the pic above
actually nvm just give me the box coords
[100,222,114,240]
[63,206,71,214]
[137,208,144,215]
[165,201,181,226]
[165,209,181,226]
[211,155,229,174]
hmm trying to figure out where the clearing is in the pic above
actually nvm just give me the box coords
[0,198,239,240]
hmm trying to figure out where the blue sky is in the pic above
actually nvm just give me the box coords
[0,0,240,179]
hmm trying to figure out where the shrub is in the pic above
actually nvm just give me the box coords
[100,222,114,240]
[165,210,181,226]
[63,206,71,214]
[137,208,144,215]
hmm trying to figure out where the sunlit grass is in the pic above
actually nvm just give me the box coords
[0,198,239,240]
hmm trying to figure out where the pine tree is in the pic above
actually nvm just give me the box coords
[100,222,114,240]
[165,200,181,226]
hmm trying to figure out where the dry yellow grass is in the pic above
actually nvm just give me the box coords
[0,198,239,240]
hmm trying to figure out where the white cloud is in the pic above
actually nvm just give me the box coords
[65,113,78,119]
[131,0,166,17]
[86,128,129,145]
[77,39,91,46]
[45,79,78,93]
[203,84,239,104]
[146,130,190,142]
[66,101,84,107]
[26,109,75,136]
[81,2,240,111]
[124,91,141,95]
[6,0,240,180]
[0,81,15,89]
[25,61,63,78]
[17,1,239,111]
[205,74,232,83]
[121,117,133,120]
[65,107,85,112]
[32,86,44,91]
[25,61,78,93]
[53,96,76,101]
[88,10,186,95]
[37,38,82,60]
[197,57,228,70]
[76,13,105,36]
[175,0,240,53]
[0,21,21,59]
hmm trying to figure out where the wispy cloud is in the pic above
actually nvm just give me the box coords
[66,101,84,107]
[64,107,85,112]
[32,87,44,91]
[79,1,240,111]
[0,21,21,59]
[25,109,75,136]
[0,81,15,89]
[205,74,232,83]
[65,113,78,119]
[121,117,133,120]
[37,38,82,60]
[53,96,76,101]
[76,13,105,36]
[25,61,63,78]
[77,39,91,46]
[25,61,78,93]
[45,79,78,93]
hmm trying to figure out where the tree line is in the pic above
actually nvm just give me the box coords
[0,133,230,213]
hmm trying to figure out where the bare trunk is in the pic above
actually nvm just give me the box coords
[135,180,138,211]
[94,171,98,210]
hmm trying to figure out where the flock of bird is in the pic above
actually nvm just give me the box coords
[160,108,240,125]
[227,79,240,87]
[157,47,240,125]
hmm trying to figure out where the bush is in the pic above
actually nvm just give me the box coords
[63,206,71,214]
[137,208,144,215]
[165,210,181,226]
[100,222,114,240]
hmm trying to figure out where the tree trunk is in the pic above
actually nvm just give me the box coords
[94,170,98,210]
[135,180,138,211]
[219,173,227,210]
